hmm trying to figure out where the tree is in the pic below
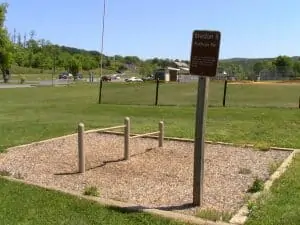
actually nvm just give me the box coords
[29,30,36,40]
[253,61,264,75]
[139,63,153,77]
[272,55,293,77]
[117,64,127,72]
[124,56,140,64]
[68,57,81,76]
[293,61,300,77]
[13,45,26,66]
[17,32,22,46]
[0,3,13,83]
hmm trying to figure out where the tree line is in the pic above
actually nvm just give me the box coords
[1,3,300,83]
[218,56,300,80]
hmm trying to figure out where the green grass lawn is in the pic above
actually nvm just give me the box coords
[0,178,183,225]
[245,154,300,225]
[0,83,299,224]
[1,83,300,150]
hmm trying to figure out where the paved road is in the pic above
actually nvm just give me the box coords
[0,78,126,89]
[0,84,33,89]
[38,79,75,86]
[0,79,73,88]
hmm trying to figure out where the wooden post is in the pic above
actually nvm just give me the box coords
[155,78,160,106]
[78,123,85,173]
[193,76,209,206]
[159,121,164,147]
[298,96,300,109]
[222,79,228,107]
[124,117,130,160]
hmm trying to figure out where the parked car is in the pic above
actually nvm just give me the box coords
[101,75,111,82]
[125,77,143,82]
[111,74,121,80]
[142,75,154,81]
[59,72,73,79]
[73,73,83,80]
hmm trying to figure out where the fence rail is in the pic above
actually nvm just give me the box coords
[130,131,159,139]
[85,125,126,134]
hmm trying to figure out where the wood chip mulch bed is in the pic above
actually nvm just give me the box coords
[0,133,291,216]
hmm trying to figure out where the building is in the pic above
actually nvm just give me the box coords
[154,61,190,82]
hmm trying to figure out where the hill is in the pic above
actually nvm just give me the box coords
[6,27,300,80]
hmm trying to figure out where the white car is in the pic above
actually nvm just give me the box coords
[125,77,143,82]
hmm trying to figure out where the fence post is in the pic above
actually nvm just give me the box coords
[78,123,85,173]
[124,117,130,160]
[298,96,300,109]
[155,78,160,106]
[222,79,228,107]
[98,79,103,104]
[159,121,164,147]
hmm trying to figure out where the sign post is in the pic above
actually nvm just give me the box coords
[190,30,221,206]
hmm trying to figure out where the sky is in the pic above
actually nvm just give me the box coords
[4,0,300,60]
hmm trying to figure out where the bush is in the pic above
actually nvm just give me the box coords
[247,177,264,193]
[83,186,100,197]
[0,169,11,176]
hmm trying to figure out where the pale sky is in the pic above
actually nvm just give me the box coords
[5,0,300,60]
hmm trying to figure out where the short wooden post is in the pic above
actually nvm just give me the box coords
[298,96,300,109]
[78,123,85,173]
[159,121,164,147]
[124,117,130,160]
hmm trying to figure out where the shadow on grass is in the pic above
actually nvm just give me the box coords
[107,203,195,214]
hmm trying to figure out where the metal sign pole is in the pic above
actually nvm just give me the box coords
[193,76,209,206]
[189,30,221,206]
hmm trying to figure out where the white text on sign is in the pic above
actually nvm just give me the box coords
[193,31,219,48]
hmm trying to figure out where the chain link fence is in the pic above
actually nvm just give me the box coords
[98,80,300,108]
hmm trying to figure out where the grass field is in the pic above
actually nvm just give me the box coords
[0,178,184,225]
[0,82,300,224]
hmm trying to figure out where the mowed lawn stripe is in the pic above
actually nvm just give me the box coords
[1,85,300,150]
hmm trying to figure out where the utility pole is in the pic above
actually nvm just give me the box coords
[98,0,106,104]
[52,48,57,87]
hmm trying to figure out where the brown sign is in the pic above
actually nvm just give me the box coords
[189,30,221,76]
